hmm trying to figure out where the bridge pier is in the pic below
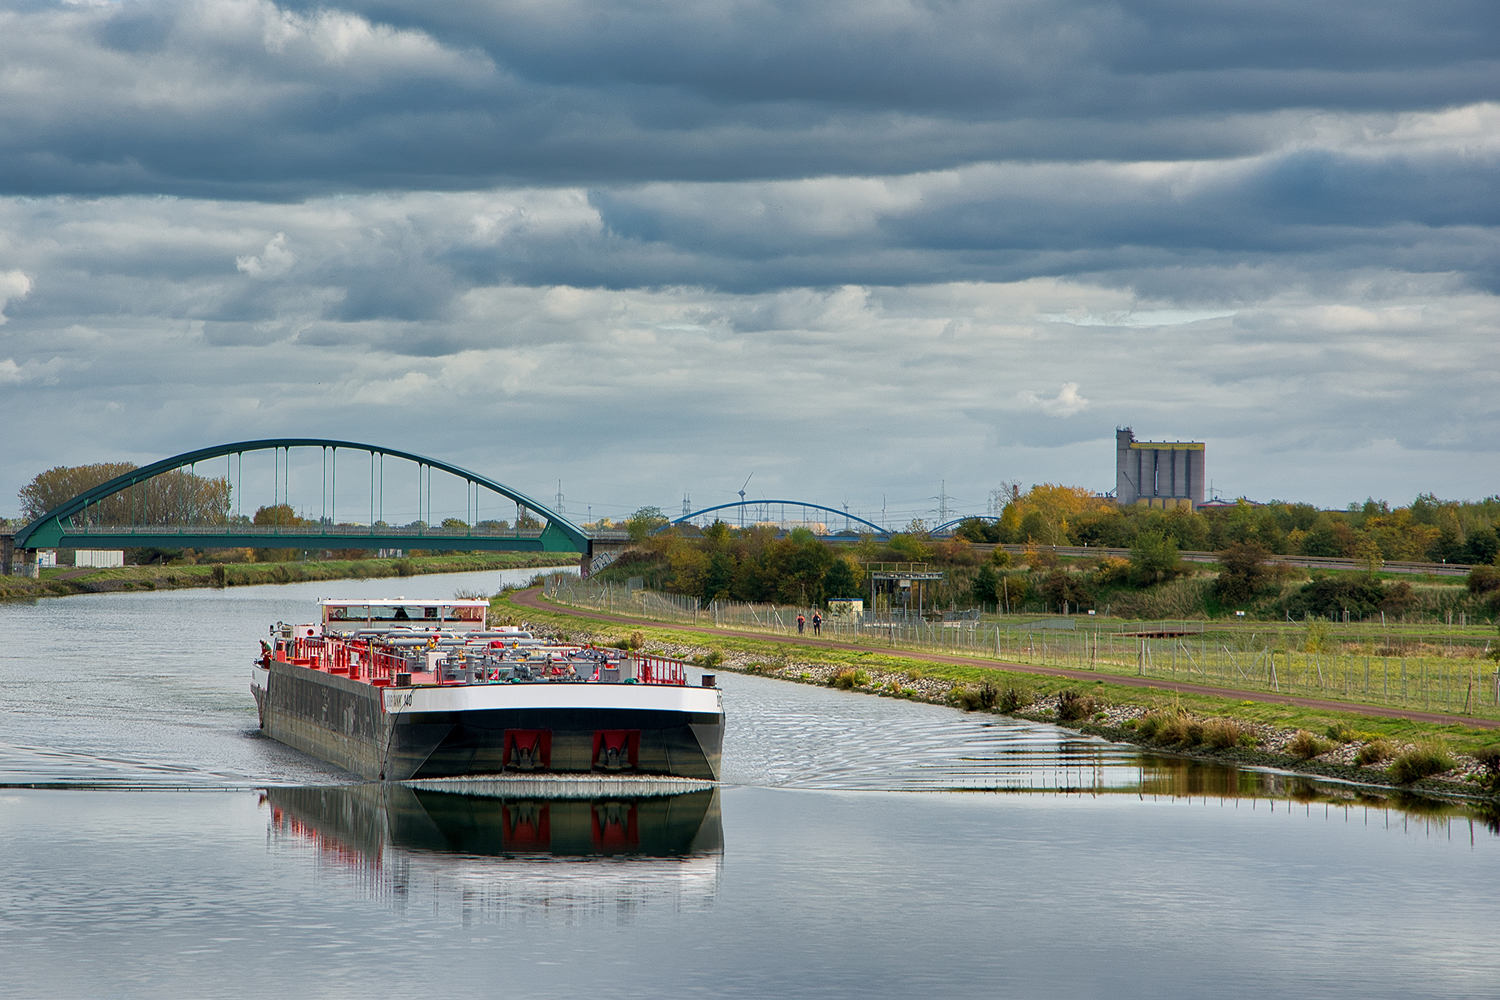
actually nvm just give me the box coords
[584,537,631,578]
[0,531,11,576]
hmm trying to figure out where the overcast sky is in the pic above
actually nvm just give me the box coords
[1,0,1496,524]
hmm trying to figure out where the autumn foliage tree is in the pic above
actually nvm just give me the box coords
[19,463,230,525]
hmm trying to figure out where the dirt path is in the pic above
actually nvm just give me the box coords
[513,588,1500,730]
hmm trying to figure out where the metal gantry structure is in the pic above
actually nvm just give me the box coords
[11,439,592,561]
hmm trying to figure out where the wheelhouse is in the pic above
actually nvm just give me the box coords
[320,598,489,635]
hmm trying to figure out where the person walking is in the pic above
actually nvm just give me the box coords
[796,613,805,635]
[811,612,822,636]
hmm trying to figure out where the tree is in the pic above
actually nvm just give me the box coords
[1129,531,1182,587]
[824,556,860,601]
[955,517,1000,543]
[971,563,999,607]
[626,506,669,542]
[19,463,229,526]
[250,504,305,562]
[702,520,732,549]
[1467,525,1499,565]
[888,533,932,561]
[1213,541,1273,604]
[19,463,138,520]
[253,504,305,527]
[702,550,735,602]
[1008,484,1109,545]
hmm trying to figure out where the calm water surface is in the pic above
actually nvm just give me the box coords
[2,574,1498,999]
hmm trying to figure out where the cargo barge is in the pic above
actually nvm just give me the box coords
[251,598,723,781]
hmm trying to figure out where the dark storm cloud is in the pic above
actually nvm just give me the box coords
[0,0,1495,197]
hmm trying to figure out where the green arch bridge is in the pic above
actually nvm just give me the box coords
[7,439,610,572]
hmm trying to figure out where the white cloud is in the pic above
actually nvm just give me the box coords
[1042,309,1238,328]
[235,233,295,278]
[1017,382,1091,418]
[0,270,31,325]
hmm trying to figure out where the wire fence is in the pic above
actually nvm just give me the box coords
[542,577,1500,718]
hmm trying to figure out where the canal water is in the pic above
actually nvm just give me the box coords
[2,572,1498,999]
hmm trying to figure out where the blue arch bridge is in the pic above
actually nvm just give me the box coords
[3,439,615,576]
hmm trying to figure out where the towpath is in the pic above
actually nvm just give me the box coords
[512,588,1500,730]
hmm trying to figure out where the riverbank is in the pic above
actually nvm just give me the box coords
[0,553,574,601]
[499,588,1500,801]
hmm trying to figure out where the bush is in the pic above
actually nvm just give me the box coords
[1141,711,1202,746]
[832,668,870,690]
[1039,570,1093,612]
[1472,746,1500,791]
[1055,688,1098,722]
[1325,721,1360,744]
[1388,745,1456,784]
[210,564,228,588]
[1287,730,1332,760]
[1467,564,1500,595]
[1136,711,1172,740]
[952,682,1001,712]
[997,685,1032,714]
[1204,718,1255,749]
[629,631,645,651]
[1284,577,1389,621]
[1092,556,1131,586]
[1356,739,1395,765]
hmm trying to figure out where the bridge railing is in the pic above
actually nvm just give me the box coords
[58,524,549,538]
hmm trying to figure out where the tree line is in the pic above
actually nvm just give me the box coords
[954,486,1500,565]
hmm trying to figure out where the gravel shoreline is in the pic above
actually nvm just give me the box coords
[521,617,1500,802]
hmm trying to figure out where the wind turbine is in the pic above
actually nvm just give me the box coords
[738,473,752,528]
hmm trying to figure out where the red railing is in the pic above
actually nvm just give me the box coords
[371,650,407,683]
[279,636,689,687]
[633,655,687,686]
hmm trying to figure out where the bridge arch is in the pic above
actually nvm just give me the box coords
[14,438,590,555]
[667,500,888,535]
[931,515,1001,536]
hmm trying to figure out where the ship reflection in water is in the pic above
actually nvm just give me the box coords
[263,780,723,921]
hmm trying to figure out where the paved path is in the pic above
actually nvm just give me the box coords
[513,589,1500,730]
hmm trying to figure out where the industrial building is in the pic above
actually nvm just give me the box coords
[1116,428,1205,509]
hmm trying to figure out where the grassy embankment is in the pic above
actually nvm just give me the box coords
[0,552,576,601]
[495,588,1500,797]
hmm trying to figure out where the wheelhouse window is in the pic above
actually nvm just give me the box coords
[369,605,429,621]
